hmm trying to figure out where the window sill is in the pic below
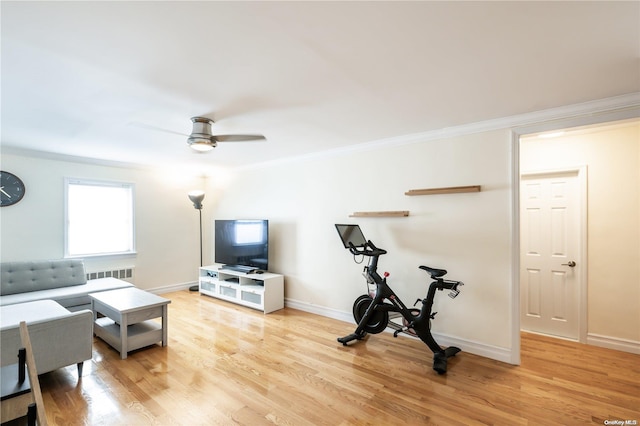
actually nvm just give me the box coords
[65,252,137,261]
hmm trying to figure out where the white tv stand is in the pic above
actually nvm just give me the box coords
[198,264,284,313]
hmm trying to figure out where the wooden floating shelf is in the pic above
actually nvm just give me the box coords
[405,185,481,196]
[349,211,410,218]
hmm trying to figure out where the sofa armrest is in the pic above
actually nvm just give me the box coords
[0,309,93,374]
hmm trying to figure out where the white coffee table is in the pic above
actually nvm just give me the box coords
[89,287,171,359]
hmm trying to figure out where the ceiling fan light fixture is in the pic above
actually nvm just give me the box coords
[188,137,215,152]
[188,117,217,152]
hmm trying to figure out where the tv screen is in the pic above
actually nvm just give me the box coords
[215,220,269,271]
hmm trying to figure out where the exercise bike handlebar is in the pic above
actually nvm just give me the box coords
[348,240,387,257]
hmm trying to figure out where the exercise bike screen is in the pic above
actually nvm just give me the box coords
[335,224,367,249]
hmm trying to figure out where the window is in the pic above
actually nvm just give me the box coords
[65,178,135,257]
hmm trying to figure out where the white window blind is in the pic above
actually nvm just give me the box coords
[65,178,135,257]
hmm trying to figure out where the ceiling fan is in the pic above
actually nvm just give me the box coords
[186,117,266,152]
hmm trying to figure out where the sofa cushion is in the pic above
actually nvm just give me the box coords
[1,259,86,295]
[0,300,71,329]
[0,277,133,307]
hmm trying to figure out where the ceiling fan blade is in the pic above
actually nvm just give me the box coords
[215,134,266,142]
[129,121,189,137]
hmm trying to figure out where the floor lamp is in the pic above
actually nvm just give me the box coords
[188,190,205,292]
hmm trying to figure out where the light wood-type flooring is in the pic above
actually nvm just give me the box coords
[15,290,640,425]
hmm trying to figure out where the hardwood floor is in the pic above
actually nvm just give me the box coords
[26,290,640,425]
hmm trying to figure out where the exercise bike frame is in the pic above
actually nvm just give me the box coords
[337,240,463,374]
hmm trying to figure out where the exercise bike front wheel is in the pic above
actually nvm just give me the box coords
[353,295,389,334]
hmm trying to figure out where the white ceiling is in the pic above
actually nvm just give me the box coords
[2,1,639,170]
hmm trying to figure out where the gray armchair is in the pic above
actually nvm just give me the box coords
[0,300,92,376]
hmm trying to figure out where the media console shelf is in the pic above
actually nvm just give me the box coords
[198,264,284,314]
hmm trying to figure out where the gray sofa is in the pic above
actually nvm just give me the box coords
[0,259,134,376]
[0,259,133,311]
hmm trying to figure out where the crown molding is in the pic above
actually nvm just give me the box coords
[237,92,640,171]
[0,145,156,171]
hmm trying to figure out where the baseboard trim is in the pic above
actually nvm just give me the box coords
[431,333,513,364]
[285,298,353,323]
[285,298,514,364]
[587,333,640,354]
[146,281,196,294]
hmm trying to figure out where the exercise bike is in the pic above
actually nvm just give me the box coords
[335,224,464,374]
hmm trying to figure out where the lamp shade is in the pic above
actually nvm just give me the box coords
[188,190,205,209]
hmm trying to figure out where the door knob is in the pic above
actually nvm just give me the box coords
[562,261,576,267]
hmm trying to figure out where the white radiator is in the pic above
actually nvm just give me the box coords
[86,267,135,283]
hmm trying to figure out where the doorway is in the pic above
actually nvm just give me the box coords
[517,117,640,356]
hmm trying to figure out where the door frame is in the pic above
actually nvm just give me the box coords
[509,99,640,365]
[519,166,588,343]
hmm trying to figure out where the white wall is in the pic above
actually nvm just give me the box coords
[211,129,515,356]
[0,153,208,291]
[520,120,640,344]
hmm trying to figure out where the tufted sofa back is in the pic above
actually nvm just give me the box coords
[0,259,87,295]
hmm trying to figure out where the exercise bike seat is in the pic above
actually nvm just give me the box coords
[419,265,447,278]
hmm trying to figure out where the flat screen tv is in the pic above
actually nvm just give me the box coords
[214,219,269,272]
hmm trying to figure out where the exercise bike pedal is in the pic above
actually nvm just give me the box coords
[387,322,403,337]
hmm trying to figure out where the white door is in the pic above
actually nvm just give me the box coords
[520,169,585,341]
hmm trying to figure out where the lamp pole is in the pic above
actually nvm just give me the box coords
[197,207,203,267]
[188,191,205,292]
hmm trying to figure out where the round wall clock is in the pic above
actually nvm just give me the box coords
[0,171,26,207]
